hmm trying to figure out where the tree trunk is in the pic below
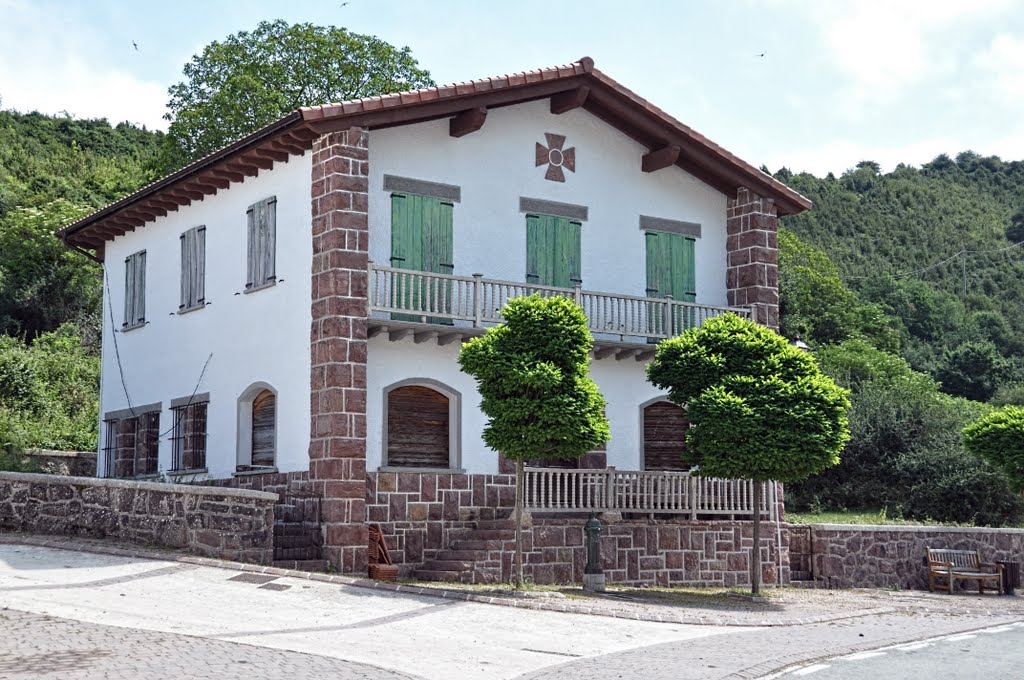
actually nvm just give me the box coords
[513,459,524,589]
[751,480,762,597]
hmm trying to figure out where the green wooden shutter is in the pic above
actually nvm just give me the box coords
[390,193,453,322]
[526,215,580,288]
[525,214,545,285]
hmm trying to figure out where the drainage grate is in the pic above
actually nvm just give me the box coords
[258,583,292,592]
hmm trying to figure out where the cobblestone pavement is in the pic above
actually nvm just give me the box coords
[0,608,418,680]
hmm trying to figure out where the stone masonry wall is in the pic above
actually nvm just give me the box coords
[0,472,277,564]
[726,187,779,328]
[309,126,370,573]
[23,450,97,477]
[366,471,516,565]
[796,524,1024,590]
[368,471,789,586]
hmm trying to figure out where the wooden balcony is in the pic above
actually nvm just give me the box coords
[523,467,777,520]
[368,264,753,358]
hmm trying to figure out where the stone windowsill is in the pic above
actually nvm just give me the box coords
[121,322,145,332]
[166,467,208,476]
[177,302,206,315]
[233,467,279,477]
[377,466,467,475]
[243,279,277,294]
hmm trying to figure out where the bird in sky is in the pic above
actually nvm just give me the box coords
[132,41,138,51]
[756,50,766,57]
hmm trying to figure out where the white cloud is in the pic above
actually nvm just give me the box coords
[0,0,168,129]
[805,0,1012,113]
[974,33,1024,103]
[762,137,960,177]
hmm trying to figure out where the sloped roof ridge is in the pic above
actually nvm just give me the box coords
[299,57,594,120]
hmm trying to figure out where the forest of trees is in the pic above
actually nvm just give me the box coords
[2,28,1024,523]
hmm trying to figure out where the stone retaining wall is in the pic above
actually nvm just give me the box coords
[368,471,788,586]
[795,524,1024,590]
[22,449,97,477]
[0,472,277,564]
[528,518,788,587]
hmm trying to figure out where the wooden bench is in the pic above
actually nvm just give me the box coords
[927,549,1003,595]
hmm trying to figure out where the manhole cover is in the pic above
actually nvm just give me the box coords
[259,583,292,591]
[228,573,279,585]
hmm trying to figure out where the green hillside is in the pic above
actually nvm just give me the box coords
[780,155,1024,401]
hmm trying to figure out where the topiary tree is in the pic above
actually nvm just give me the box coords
[647,313,850,595]
[963,406,1024,493]
[459,295,610,587]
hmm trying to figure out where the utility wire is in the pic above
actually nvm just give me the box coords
[841,240,1024,281]
[103,269,137,418]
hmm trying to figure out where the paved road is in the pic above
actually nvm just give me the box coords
[2,542,1022,680]
[773,623,1024,679]
[0,543,731,680]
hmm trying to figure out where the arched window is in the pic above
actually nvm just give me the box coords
[237,383,277,471]
[383,380,460,469]
[641,399,689,471]
[251,390,276,467]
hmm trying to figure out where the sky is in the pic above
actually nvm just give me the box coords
[1,0,1023,177]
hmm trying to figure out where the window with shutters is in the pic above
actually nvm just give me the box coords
[246,196,277,291]
[390,193,454,323]
[123,250,146,329]
[644,230,696,336]
[642,400,690,471]
[179,226,206,312]
[525,214,582,288]
[171,399,208,471]
[383,381,460,469]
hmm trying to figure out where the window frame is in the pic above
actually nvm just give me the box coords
[235,382,278,472]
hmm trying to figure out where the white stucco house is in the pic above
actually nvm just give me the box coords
[60,57,811,580]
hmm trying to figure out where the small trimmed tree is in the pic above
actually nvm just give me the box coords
[963,406,1024,493]
[459,295,610,587]
[647,313,850,595]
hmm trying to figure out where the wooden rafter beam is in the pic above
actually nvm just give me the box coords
[249,147,289,163]
[636,350,656,362]
[208,168,245,183]
[550,86,590,114]
[240,152,275,170]
[449,107,487,138]
[122,207,159,222]
[642,145,681,173]
[148,198,180,212]
[594,347,617,360]
[367,325,387,339]
[269,138,306,155]
[388,328,413,342]
[185,180,220,195]
[437,332,463,346]
[225,160,261,177]
[167,188,204,202]
[615,348,641,361]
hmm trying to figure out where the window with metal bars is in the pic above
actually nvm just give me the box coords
[171,401,208,471]
[102,411,160,478]
[102,419,118,478]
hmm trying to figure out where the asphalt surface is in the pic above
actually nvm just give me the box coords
[1,538,1023,680]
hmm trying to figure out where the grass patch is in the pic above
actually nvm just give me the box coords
[785,508,955,526]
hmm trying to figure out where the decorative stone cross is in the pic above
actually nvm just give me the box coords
[535,133,576,182]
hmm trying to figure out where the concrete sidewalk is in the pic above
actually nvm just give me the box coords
[0,536,1021,679]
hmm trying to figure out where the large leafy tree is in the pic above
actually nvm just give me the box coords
[160,20,434,170]
[647,314,850,595]
[963,406,1024,493]
[459,295,610,587]
[0,200,99,342]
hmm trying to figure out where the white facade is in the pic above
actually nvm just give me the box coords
[99,154,313,479]
[365,336,667,474]
[364,100,727,475]
[367,99,729,306]
[97,99,735,480]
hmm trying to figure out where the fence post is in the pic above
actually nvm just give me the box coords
[663,295,673,337]
[604,466,616,511]
[367,259,375,309]
[472,273,483,327]
[573,283,582,306]
[689,474,698,520]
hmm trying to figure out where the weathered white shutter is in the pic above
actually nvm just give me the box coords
[180,231,191,309]
[246,198,277,288]
[195,226,206,304]
[124,251,146,326]
[134,252,146,325]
